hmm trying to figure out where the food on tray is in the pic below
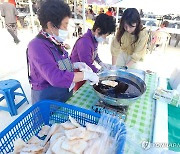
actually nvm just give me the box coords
[86,123,107,134]
[20,144,43,153]
[61,138,88,154]
[101,80,118,87]
[82,130,99,141]
[50,132,64,144]
[61,121,76,129]
[28,136,42,145]
[69,115,81,127]
[13,116,116,154]
[65,127,86,140]
[13,138,26,154]
[51,136,74,154]
[40,124,58,146]
[38,125,51,137]
[84,135,115,154]
[13,138,44,154]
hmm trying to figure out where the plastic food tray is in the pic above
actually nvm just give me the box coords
[0,100,126,154]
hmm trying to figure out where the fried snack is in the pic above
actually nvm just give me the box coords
[101,80,118,87]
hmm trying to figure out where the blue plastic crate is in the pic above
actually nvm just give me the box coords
[0,100,126,154]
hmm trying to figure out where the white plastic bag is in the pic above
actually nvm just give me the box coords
[169,67,180,90]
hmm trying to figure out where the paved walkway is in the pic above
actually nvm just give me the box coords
[0,28,180,132]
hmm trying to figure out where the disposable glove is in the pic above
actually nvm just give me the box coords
[83,72,99,85]
[110,65,128,70]
[73,62,93,72]
[111,65,117,70]
[69,82,75,92]
[99,62,112,70]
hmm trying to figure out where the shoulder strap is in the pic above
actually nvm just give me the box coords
[26,48,31,84]
[26,35,46,84]
[26,37,65,84]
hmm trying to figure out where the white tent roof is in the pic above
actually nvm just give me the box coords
[112,0,180,14]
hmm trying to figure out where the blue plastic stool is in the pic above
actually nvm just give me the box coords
[0,79,29,116]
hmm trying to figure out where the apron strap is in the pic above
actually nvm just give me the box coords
[36,34,63,62]
[49,45,61,62]
[48,45,73,71]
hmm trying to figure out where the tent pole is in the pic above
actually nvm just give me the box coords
[28,0,35,33]
[116,6,119,25]
[82,0,86,34]
[74,0,77,18]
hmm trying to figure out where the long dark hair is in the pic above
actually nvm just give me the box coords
[117,8,143,45]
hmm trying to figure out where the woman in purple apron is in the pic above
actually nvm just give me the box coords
[27,0,99,104]
[70,14,116,90]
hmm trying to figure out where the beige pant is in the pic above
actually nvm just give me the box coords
[116,52,145,70]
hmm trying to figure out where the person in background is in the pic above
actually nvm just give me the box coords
[76,4,83,19]
[111,7,116,16]
[32,2,38,14]
[0,3,2,12]
[88,5,93,10]
[99,8,104,14]
[1,0,20,44]
[27,0,99,104]
[157,20,169,32]
[111,8,149,68]
[8,0,16,6]
[70,13,116,90]
[106,8,112,16]
[174,34,180,47]
[150,20,169,51]
[0,3,5,28]
[140,9,144,18]
[86,9,94,20]
[69,1,73,12]
[119,8,124,16]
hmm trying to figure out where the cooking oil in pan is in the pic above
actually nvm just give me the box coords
[94,77,142,99]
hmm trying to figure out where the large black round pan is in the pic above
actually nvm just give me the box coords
[93,68,146,106]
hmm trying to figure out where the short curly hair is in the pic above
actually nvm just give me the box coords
[38,0,71,29]
[92,13,116,35]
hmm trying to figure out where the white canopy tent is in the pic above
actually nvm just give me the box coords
[112,0,180,25]
[112,0,180,15]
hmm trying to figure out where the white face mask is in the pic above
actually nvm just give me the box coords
[53,29,69,42]
[95,36,105,43]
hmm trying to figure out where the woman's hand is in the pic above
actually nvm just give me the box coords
[83,72,99,85]
[126,60,135,68]
[73,62,93,72]
[112,55,118,65]
[99,62,116,70]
